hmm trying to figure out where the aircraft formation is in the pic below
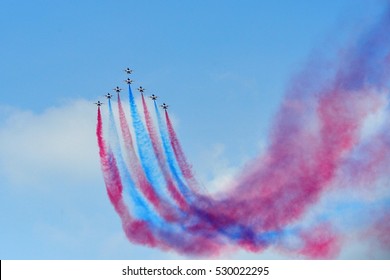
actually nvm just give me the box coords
[95,68,169,110]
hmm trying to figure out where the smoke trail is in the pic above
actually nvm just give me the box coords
[129,85,190,220]
[127,85,179,207]
[153,100,194,202]
[96,107,158,247]
[141,94,165,166]
[152,103,274,250]
[141,94,189,210]
[107,99,156,222]
[165,110,200,193]
[96,106,126,216]
[195,6,390,256]
[144,97,260,245]
[144,97,283,249]
[334,5,390,91]
[209,8,390,238]
[114,100,229,254]
[100,105,214,253]
[117,95,162,211]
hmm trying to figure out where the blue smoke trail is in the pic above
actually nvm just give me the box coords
[126,85,189,216]
[127,86,172,201]
[108,99,162,226]
[153,101,194,202]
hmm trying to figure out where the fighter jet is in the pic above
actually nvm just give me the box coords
[160,103,169,110]
[137,86,145,94]
[113,86,122,93]
[124,68,133,74]
[150,94,158,100]
[105,93,113,99]
[125,78,133,84]
[95,101,103,107]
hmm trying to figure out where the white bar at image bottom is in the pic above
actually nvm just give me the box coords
[2,260,390,280]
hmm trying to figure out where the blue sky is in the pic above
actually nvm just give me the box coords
[0,0,386,259]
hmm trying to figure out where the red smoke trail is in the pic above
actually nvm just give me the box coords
[210,91,379,234]
[341,133,390,188]
[117,95,179,221]
[141,95,164,166]
[165,111,200,193]
[141,94,189,210]
[97,107,126,213]
[218,82,385,259]
[96,107,158,246]
[327,92,390,189]
[188,55,388,257]
[297,224,341,259]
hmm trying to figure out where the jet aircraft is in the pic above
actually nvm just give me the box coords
[124,68,133,74]
[137,86,145,93]
[125,78,133,84]
[113,86,122,93]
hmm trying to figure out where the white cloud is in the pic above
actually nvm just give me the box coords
[196,143,239,196]
[0,99,101,189]
[359,92,389,142]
